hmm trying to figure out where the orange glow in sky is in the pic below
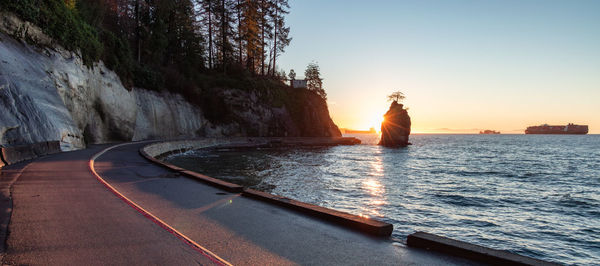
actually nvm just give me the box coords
[281,1,600,134]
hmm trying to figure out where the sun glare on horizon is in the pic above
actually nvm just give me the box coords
[371,114,384,132]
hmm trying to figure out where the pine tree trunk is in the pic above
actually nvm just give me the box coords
[237,0,242,66]
[208,1,213,69]
[267,47,273,74]
[135,0,141,63]
[221,0,227,73]
[260,0,265,76]
[272,5,277,76]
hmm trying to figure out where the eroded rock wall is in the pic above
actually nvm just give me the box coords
[0,13,210,150]
[132,90,208,140]
[0,30,82,150]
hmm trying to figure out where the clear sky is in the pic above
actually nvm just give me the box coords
[278,0,600,134]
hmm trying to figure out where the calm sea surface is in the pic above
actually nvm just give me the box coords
[167,134,600,265]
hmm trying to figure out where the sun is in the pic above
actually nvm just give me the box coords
[370,114,384,132]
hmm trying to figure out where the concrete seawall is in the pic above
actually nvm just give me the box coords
[142,137,361,159]
[139,137,395,237]
[407,232,559,266]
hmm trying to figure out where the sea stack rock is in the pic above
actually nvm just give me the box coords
[379,101,411,147]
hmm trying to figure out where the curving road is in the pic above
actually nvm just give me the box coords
[0,142,479,265]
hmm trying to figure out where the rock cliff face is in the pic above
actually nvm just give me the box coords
[0,12,340,151]
[286,90,342,137]
[379,101,411,147]
[182,87,340,137]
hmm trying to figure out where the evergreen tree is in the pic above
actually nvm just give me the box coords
[200,0,217,69]
[240,0,260,73]
[214,0,235,71]
[305,62,326,100]
[269,0,290,76]
[258,0,273,75]
[234,0,244,66]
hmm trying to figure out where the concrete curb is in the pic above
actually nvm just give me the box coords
[139,148,243,193]
[406,232,560,266]
[1,141,61,166]
[141,137,363,160]
[242,188,393,236]
[139,149,187,172]
[138,138,394,237]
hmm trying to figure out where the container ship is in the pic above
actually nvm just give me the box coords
[525,123,588,134]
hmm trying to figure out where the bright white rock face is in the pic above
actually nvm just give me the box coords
[0,14,209,150]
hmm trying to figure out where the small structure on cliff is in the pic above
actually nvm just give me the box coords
[291,79,308,89]
[379,100,411,147]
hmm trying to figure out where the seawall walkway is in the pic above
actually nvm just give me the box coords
[0,141,480,265]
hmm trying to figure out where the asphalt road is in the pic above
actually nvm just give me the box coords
[0,145,218,265]
[0,142,480,265]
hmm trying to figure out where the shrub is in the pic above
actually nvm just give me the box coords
[133,64,164,91]
[1,0,103,65]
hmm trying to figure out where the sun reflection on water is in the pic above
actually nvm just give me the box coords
[361,152,389,217]
[363,179,384,196]
[369,157,384,177]
[362,176,387,217]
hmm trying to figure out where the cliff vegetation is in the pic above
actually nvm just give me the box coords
[0,0,341,149]
[0,0,332,124]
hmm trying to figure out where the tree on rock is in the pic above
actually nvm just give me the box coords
[387,91,405,103]
[379,92,411,147]
[305,62,326,100]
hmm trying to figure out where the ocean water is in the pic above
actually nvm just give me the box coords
[166,134,600,265]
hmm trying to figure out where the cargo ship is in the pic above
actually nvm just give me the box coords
[525,123,588,134]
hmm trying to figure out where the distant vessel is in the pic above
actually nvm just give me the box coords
[525,123,588,134]
[342,127,377,134]
[479,130,500,134]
